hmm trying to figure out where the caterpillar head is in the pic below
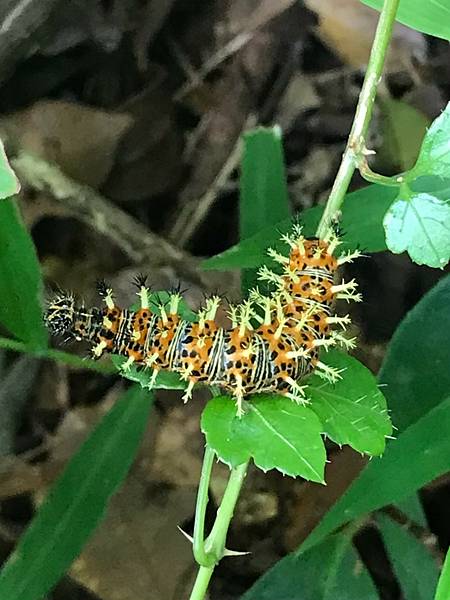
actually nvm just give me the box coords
[45,293,76,336]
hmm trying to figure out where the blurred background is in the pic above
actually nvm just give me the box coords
[0,0,449,598]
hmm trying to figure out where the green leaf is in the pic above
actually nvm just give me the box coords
[379,274,450,432]
[435,548,450,600]
[0,384,153,600]
[242,531,378,600]
[202,184,397,270]
[0,140,20,199]
[240,126,290,292]
[201,395,326,481]
[379,99,430,171]
[240,126,290,239]
[377,513,439,600]
[0,336,117,375]
[112,354,187,390]
[307,351,392,456]
[383,192,450,268]
[0,199,47,349]
[395,494,427,527]
[301,395,450,553]
[413,102,450,178]
[361,0,450,41]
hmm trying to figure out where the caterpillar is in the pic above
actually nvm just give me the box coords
[45,226,361,415]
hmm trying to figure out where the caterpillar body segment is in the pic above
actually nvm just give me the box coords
[45,228,360,414]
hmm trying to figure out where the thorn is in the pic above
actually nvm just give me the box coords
[177,526,194,544]
[223,548,251,557]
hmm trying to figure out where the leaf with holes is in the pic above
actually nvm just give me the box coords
[201,395,326,481]
[307,351,392,456]
[384,193,450,268]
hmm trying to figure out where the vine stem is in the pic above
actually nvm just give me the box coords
[189,447,249,600]
[188,2,401,598]
[316,0,401,239]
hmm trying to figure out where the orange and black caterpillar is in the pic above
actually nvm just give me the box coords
[45,226,361,414]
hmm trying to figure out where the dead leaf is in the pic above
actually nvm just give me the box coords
[71,476,196,600]
[1,100,133,188]
[304,0,426,71]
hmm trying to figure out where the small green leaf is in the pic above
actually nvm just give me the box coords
[112,354,187,390]
[201,395,326,481]
[301,395,450,554]
[379,274,450,432]
[202,184,397,271]
[435,548,450,600]
[0,200,47,349]
[0,140,20,199]
[308,351,392,456]
[242,532,378,600]
[384,193,450,268]
[0,384,153,600]
[413,102,450,178]
[377,513,439,600]
[361,0,450,41]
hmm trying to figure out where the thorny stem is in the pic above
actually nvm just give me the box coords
[189,450,248,600]
[189,2,401,598]
[316,0,401,238]
[193,445,216,567]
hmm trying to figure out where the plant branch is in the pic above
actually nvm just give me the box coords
[193,445,216,568]
[189,459,249,600]
[316,0,400,238]
[11,152,209,287]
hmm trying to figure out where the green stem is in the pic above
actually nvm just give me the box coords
[316,0,400,238]
[0,336,115,374]
[189,566,214,600]
[193,445,216,567]
[189,460,249,600]
[205,461,248,558]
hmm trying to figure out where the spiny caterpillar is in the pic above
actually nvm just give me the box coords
[45,226,361,415]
